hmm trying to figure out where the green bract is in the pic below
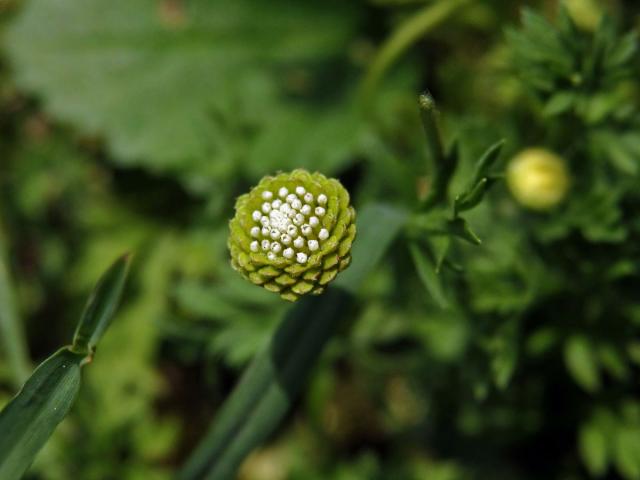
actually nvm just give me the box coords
[228,170,356,302]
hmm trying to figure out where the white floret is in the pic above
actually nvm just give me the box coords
[293,237,305,249]
[280,234,292,245]
[286,193,297,204]
[286,225,298,236]
[301,224,312,236]
[279,203,292,215]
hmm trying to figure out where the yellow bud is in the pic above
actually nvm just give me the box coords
[507,148,570,211]
[563,0,603,31]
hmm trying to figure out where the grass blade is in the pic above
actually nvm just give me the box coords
[71,253,131,356]
[0,254,131,480]
[0,348,84,480]
[180,203,408,480]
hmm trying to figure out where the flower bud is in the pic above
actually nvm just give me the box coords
[507,148,570,211]
[563,0,603,31]
[228,169,356,302]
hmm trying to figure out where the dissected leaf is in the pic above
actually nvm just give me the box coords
[446,218,482,245]
[453,140,504,216]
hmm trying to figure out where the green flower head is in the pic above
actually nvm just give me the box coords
[228,169,356,302]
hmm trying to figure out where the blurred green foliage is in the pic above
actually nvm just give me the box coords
[1,0,639,479]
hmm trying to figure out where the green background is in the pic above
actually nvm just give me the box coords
[1,0,639,479]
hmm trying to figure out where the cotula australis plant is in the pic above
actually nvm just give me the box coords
[1,4,639,480]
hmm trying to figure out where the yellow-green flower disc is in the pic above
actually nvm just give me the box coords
[228,170,356,302]
[507,148,570,211]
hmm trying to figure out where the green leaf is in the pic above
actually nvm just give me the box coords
[180,289,350,480]
[489,321,518,390]
[0,254,131,479]
[470,140,505,186]
[180,202,407,480]
[454,177,496,215]
[597,344,630,381]
[543,91,576,116]
[430,236,451,274]
[453,140,504,216]
[71,253,131,356]
[6,0,358,184]
[0,348,84,480]
[614,427,640,480]
[335,204,409,292]
[409,243,449,308]
[446,218,482,245]
[579,421,609,477]
[564,335,601,393]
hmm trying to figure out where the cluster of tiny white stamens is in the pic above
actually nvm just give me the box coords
[249,186,329,264]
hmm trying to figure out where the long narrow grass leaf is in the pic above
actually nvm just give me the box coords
[181,203,408,480]
[0,254,131,480]
[0,348,84,480]
[71,253,131,355]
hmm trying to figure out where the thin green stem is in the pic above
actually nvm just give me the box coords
[359,0,471,101]
[0,228,31,388]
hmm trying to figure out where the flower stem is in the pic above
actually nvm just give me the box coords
[359,0,470,101]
